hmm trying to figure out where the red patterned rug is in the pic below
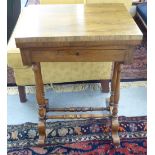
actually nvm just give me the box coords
[7,116,147,155]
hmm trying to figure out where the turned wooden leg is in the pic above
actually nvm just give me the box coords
[113,63,121,116]
[18,86,27,103]
[32,62,48,145]
[100,80,109,93]
[106,63,117,107]
[110,62,121,146]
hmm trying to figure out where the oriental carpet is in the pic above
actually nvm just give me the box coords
[7,116,147,155]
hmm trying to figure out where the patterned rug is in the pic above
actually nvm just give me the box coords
[7,116,147,155]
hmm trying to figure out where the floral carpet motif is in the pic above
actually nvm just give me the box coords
[7,116,147,155]
[121,42,147,80]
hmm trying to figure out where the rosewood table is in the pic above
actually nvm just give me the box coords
[15,4,142,146]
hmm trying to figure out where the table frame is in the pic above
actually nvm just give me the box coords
[32,60,122,145]
[37,61,119,144]
[15,4,142,147]
[17,38,137,147]
[19,42,136,146]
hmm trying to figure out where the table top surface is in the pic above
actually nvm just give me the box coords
[14,4,142,48]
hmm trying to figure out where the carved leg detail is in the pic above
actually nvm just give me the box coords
[110,63,118,105]
[113,63,121,116]
[110,62,121,146]
[32,63,45,104]
[105,62,118,109]
[32,63,46,144]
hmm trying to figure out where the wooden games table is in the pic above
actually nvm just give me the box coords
[15,4,142,146]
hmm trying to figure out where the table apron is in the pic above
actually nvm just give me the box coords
[21,49,133,66]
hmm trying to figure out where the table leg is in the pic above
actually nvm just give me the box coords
[110,62,121,146]
[32,62,48,144]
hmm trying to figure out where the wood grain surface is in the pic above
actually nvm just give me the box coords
[15,4,142,48]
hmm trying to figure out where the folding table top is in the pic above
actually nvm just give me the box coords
[14,4,142,48]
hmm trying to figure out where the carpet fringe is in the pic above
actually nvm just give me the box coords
[7,81,147,95]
